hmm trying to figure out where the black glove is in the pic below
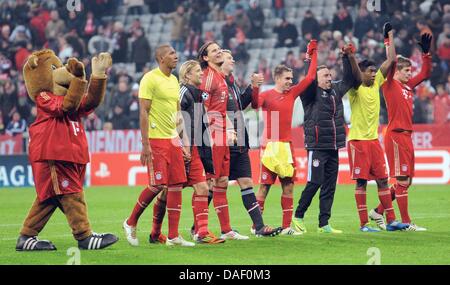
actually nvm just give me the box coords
[383,22,392,39]
[418,33,432,54]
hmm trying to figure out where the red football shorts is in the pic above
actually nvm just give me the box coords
[384,130,415,178]
[347,139,388,180]
[259,142,297,185]
[31,160,85,202]
[185,147,207,186]
[147,138,187,186]
[206,145,230,179]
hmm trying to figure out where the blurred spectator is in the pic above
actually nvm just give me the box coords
[0,1,13,25]
[344,30,359,49]
[257,58,272,84]
[438,36,450,74]
[5,111,26,136]
[111,106,129,130]
[45,10,65,41]
[301,10,320,40]
[82,11,100,41]
[247,0,265,39]
[65,30,86,58]
[103,121,113,131]
[234,5,251,36]
[112,22,128,63]
[130,27,151,72]
[184,28,202,59]
[125,0,144,16]
[0,110,4,134]
[332,6,353,35]
[225,0,249,16]
[231,28,249,64]
[9,25,32,45]
[58,37,73,63]
[27,106,36,126]
[88,25,114,55]
[29,4,50,47]
[112,78,132,111]
[160,5,189,53]
[66,11,83,37]
[0,78,17,125]
[13,0,30,25]
[128,83,140,129]
[272,0,285,19]
[85,112,103,131]
[416,19,435,52]
[273,18,298,48]
[222,15,237,50]
[354,8,373,41]
[434,84,450,124]
[15,41,30,71]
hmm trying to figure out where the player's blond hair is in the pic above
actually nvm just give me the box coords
[179,60,200,85]
[396,55,412,71]
[273,64,293,79]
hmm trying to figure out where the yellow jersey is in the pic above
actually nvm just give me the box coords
[139,68,180,139]
[348,69,385,140]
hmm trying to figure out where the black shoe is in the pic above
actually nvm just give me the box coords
[255,226,283,237]
[16,235,57,251]
[78,233,118,250]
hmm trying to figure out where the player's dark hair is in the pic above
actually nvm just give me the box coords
[317,65,329,72]
[396,55,412,70]
[197,41,219,69]
[358,59,376,72]
[273,64,292,79]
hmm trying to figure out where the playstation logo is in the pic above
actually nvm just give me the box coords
[95,162,111,178]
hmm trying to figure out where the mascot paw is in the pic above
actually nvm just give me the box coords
[91,53,112,77]
[67,58,86,79]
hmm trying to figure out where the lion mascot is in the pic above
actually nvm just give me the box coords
[16,50,118,251]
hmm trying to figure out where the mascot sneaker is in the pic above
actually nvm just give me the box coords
[78,233,118,250]
[16,235,56,251]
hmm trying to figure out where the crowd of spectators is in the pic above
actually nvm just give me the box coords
[0,0,448,139]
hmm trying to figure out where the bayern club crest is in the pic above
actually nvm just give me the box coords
[155,171,162,180]
[61,179,69,188]
[313,159,320,167]
[354,167,361,175]
[402,164,408,172]
[262,172,268,180]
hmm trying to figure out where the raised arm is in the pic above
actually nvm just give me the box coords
[291,40,318,98]
[379,23,396,77]
[407,33,433,89]
[343,43,362,88]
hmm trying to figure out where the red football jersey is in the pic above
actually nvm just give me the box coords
[253,52,317,142]
[28,91,93,164]
[382,54,432,132]
[200,66,229,124]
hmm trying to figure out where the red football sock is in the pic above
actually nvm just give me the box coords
[150,197,166,238]
[355,186,368,227]
[128,186,160,227]
[281,195,293,229]
[167,186,182,239]
[212,186,232,233]
[376,185,396,214]
[194,194,209,238]
[378,187,396,224]
[395,183,411,224]
[256,197,265,215]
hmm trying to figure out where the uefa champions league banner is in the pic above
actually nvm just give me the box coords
[0,155,90,188]
[89,149,450,186]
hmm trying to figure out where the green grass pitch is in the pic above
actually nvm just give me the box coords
[1,184,449,265]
